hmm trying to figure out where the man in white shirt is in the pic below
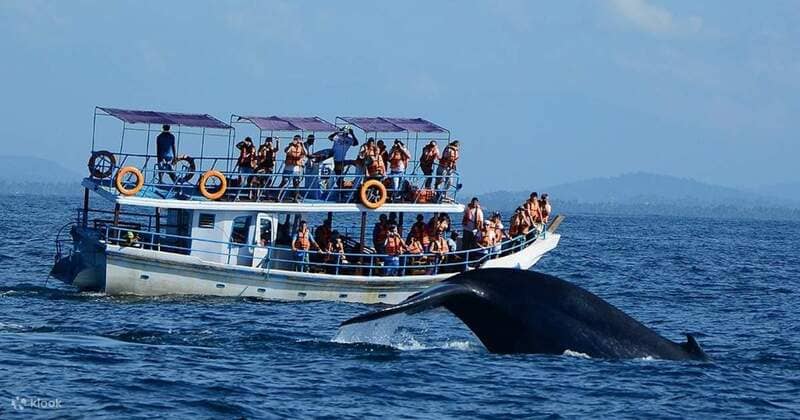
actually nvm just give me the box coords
[328,125,358,195]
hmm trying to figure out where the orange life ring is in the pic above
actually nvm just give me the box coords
[115,166,144,196]
[199,170,227,200]
[359,179,387,209]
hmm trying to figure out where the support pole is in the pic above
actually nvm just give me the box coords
[82,188,89,227]
[155,207,161,232]
[398,212,404,236]
[359,211,367,253]
[113,203,120,226]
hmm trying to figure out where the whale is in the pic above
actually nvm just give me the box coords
[341,268,708,360]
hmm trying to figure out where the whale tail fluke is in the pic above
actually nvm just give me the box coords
[340,283,473,327]
[682,334,707,360]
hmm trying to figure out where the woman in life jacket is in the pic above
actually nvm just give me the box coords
[388,140,411,201]
[364,139,385,178]
[435,140,460,193]
[523,192,544,234]
[419,141,440,188]
[383,223,407,276]
[475,221,497,264]
[461,197,484,251]
[490,213,509,256]
[291,220,319,272]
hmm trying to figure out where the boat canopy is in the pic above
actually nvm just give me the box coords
[97,107,231,129]
[235,115,337,132]
[338,117,447,134]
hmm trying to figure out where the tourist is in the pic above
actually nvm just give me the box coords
[461,197,484,250]
[156,124,176,183]
[388,140,411,200]
[405,236,425,268]
[372,214,388,254]
[430,232,449,274]
[279,135,308,201]
[314,218,333,250]
[383,224,407,276]
[435,140,460,193]
[447,231,459,253]
[419,141,439,188]
[291,220,319,272]
[491,213,509,257]
[254,137,279,197]
[524,192,543,233]
[476,221,496,263]
[364,138,385,177]
[407,214,431,252]
[540,193,552,224]
[328,125,358,189]
[376,140,389,173]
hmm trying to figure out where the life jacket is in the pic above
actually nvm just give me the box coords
[462,205,484,229]
[294,227,311,250]
[407,240,423,254]
[440,145,459,169]
[238,145,255,168]
[389,148,408,171]
[510,214,526,236]
[420,146,438,167]
[479,228,496,247]
[410,222,431,246]
[285,144,305,166]
[385,235,404,256]
[366,146,385,175]
[431,236,448,254]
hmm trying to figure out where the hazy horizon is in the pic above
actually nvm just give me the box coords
[1,1,798,194]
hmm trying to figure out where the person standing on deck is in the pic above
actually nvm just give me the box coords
[235,137,257,199]
[461,197,484,250]
[430,232,449,274]
[407,214,431,252]
[524,192,543,235]
[388,140,411,201]
[383,224,408,276]
[435,140,460,194]
[328,125,358,191]
[279,135,308,201]
[372,214,389,254]
[255,137,279,195]
[419,141,440,189]
[156,124,176,183]
[292,220,319,272]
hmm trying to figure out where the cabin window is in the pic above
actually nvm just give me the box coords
[230,216,252,244]
[258,219,272,246]
[198,213,215,229]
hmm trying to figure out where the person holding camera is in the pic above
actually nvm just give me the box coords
[435,140,460,194]
[388,139,411,201]
[328,125,358,189]
[419,141,440,188]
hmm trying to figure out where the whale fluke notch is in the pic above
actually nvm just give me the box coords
[340,269,709,361]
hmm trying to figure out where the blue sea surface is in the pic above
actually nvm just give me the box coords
[1,194,798,418]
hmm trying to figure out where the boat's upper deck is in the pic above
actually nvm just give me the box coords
[86,107,464,213]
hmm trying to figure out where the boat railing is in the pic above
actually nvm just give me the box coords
[90,151,461,204]
[103,224,545,277]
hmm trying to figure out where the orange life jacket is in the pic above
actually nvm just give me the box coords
[510,214,527,236]
[294,227,311,250]
[410,222,431,246]
[407,241,423,254]
[385,235,404,256]
[440,145,459,169]
[479,228,496,247]
[431,236,449,254]
[366,146,385,175]
[420,146,438,168]
[285,144,305,166]
[389,148,408,171]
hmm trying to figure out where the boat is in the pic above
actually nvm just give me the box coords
[51,107,562,304]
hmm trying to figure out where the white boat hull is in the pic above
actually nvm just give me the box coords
[102,233,560,304]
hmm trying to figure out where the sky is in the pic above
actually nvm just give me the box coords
[0,0,798,193]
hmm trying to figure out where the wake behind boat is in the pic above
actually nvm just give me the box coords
[51,107,561,304]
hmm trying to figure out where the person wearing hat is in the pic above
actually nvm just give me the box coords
[328,125,358,191]
[156,124,176,183]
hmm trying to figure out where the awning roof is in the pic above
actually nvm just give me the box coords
[98,107,231,129]
[338,117,447,133]
[237,116,337,132]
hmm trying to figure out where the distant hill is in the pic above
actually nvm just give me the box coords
[476,172,800,220]
[0,156,83,195]
[752,182,800,205]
